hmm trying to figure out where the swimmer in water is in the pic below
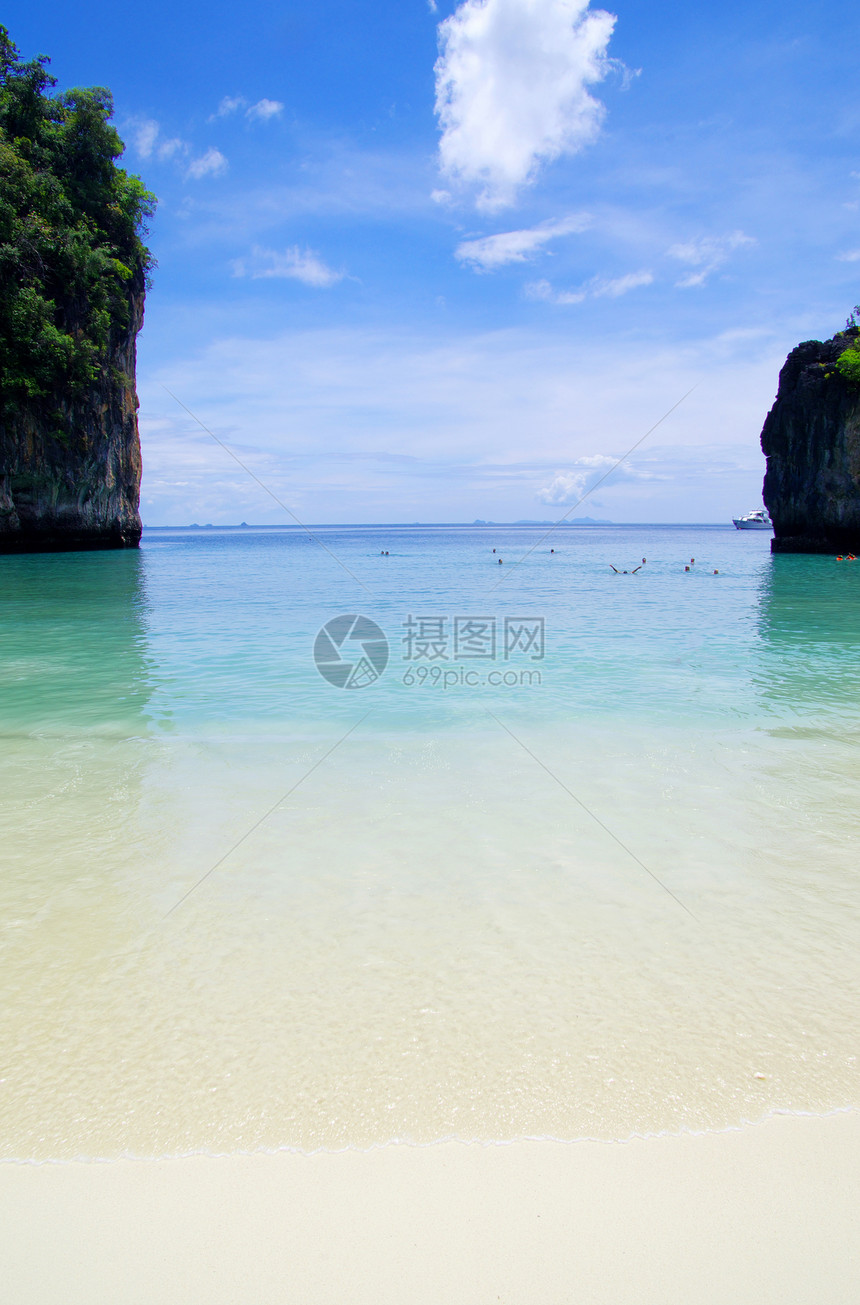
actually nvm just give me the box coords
[498,557,503,564]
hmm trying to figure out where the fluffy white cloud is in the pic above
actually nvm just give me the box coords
[526,268,652,304]
[247,98,284,122]
[435,0,617,209]
[213,95,246,118]
[669,231,754,288]
[212,95,284,122]
[131,119,159,158]
[128,118,186,162]
[455,214,590,270]
[836,249,860,263]
[232,245,344,288]
[536,469,589,503]
[537,455,619,504]
[187,148,229,180]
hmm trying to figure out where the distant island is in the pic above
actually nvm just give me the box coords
[473,516,611,526]
[145,518,615,529]
[0,27,154,553]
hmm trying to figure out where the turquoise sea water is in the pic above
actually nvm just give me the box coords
[1,524,859,1158]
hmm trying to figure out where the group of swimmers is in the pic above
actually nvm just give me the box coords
[609,556,720,575]
[836,553,857,561]
[485,550,721,574]
[380,547,720,573]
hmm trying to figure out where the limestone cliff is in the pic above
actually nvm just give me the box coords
[761,329,860,553]
[0,267,144,553]
[0,29,153,554]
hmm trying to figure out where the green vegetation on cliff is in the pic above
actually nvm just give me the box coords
[834,306,860,385]
[0,26,155,428]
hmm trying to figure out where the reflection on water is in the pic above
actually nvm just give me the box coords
[754,554,860,722]
[0,550,154,733]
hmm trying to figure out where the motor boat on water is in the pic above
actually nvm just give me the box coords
[732,509,772,530]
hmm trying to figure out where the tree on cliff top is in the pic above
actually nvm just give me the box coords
[0,26,155,429]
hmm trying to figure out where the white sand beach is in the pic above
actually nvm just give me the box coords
[2,1111,858,1304]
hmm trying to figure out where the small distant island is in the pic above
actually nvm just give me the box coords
[763,313,860,553]
[473,516,611,526]
[0,27,154,553]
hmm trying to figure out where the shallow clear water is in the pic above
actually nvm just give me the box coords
[1,524,859,1158]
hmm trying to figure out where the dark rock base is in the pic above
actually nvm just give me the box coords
[0,526,141,554]
[771,533,860,554]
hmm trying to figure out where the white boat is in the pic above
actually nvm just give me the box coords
[732,509,772,530]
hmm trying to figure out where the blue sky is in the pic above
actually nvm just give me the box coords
[11,0,860,522]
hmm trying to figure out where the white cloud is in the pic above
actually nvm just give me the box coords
[836,250,860,263]
[592,269,653,297]
[211,95,284,122]
[131,119,160,159]
[232,245,345,288]
[247,98,284,122]
[455,214,590,270]
[435,0,617,210]
[526,277,584,303]
[141,323,782,524]
[126,118,188,163]
[526,268,652,303]
[669,231,754,288]
[537,454,630,504]
[537,470,589,503]
[213,95,246,118]
[187,148,229,180]
[157,137,185,161]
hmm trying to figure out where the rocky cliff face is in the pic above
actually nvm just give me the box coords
[762,330,860,553]
[0,270,144,554]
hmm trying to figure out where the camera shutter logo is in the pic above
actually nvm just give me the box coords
[314,614,389,689]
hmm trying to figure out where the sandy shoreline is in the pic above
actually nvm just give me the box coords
[1,1111,858,1303]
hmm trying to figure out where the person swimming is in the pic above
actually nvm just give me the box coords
[610,565,642,574]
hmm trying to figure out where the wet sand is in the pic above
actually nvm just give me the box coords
[1,1111,857,1304]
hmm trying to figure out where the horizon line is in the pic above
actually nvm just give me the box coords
[141,520,736,530]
